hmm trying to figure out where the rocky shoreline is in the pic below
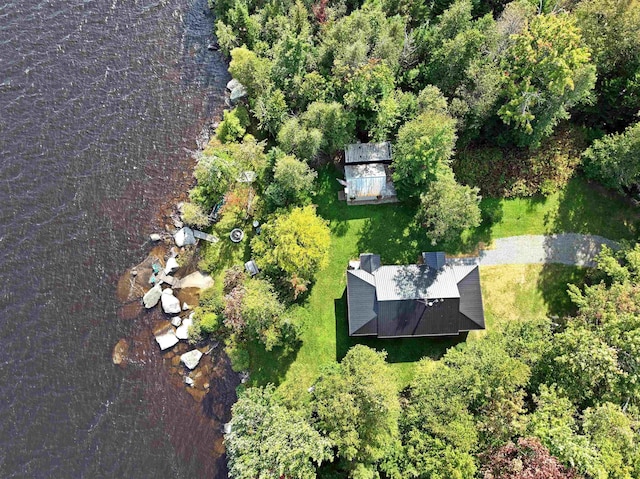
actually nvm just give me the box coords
[112,99,243,406]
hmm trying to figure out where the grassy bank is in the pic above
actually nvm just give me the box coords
[246,166,638,397]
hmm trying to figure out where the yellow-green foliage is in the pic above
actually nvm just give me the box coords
[181,202,210,229]
[251,205,330,286]
[199,312,221,334]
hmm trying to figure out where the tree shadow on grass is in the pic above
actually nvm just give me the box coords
[544,176,639,240]
[246,340,301,388]
[535,262,591,319]
[334,289,465,364]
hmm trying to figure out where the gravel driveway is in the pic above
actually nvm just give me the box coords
[475,234,619,267]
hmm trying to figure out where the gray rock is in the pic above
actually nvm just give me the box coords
[161,289,182,314]
[143,284,163,309]
[180,349,203,370]
[164,257,179,275]
[149,233,162,242]
[174,227,196,247]
[175,315,193,340]
[230,85,248,105]
[171,316,182,327]
[154,325,179,351]
[226,78,241,91]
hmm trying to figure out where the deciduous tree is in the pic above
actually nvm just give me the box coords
[498,13,596,147]
[226,385,332,479]
[251,205,330,288]
[312,346,400,475]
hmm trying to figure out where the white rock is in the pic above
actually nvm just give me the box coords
[164,257,179,275]
[174,227,196,247]
[171,316,182,327]
[184,376,195,387]
[223,423,232,434]
[143,284,163,309]
[176,315,193,340]
[149,233,162,242]
[154,326,179,350]
[230,85,248,105]
[177,271,214,289]
[180,349,203,370]
[161,290,182,314]
[182,302,191,311]
[226,78,241,91]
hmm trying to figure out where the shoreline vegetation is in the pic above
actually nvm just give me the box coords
[123,0,640,477]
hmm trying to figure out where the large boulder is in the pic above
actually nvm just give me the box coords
[178,271,214,290]
[230,85,248,105]
[154,324,179,350]
[143,284,163,309]
[180,349,203,370]
[174,227,196,247]
[226,78,241,91]
[161,288,181,314]
[164,257,179,275]
[175,314,193,340]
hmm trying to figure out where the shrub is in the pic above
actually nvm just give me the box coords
[216,106,250,144]
[225,334,250,372]
[181,202,210,229]
[199,312,221,334]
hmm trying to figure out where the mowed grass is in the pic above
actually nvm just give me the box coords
[247,166,638,397]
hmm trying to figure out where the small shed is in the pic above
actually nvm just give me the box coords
[344,163,397,204]
[345,142,392,164]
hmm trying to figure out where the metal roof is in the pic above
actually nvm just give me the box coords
[346,271,378,336]
[373,264,460,301]
[423,252,446,270]
[345,252,485,338]
[345,142,392,164]
[359,253,381,274]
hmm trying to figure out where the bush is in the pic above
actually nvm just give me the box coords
[216,106,250,144]
[199,312,221,334]
[225,335,250,372]
[223,266,246,294]
[181,202,210,229]
[264,155,317,209]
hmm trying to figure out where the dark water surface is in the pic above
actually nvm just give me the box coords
[0,0,232,476]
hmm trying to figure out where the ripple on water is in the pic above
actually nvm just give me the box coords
[0,0,233,477]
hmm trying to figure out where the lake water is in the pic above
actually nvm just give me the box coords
[0,0,234,476]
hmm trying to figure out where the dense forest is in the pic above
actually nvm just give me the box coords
[178,0,640,477]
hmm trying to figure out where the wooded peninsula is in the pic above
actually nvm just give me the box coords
[167,0,640,477]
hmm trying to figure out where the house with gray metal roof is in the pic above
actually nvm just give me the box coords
[346,252,485,338]
[342,142,398,205]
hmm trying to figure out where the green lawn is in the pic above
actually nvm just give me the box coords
[247,166,638,399]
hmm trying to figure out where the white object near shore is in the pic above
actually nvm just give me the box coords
[154,325,179,350]
[149,233,162,242]
[176,314,193,340]
[164,257,179,275]
[180,349,203,370]
[226,78,241,91]
[171,316,182,327]
[161,288,181,314]
[174,227,196,247]
[143,284,163,309]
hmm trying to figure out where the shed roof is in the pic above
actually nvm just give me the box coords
[345,142,392,164]
[345,164,396,199]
